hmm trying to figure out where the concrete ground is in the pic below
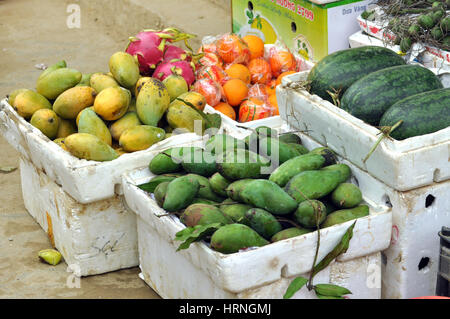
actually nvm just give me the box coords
[0,0,230,298]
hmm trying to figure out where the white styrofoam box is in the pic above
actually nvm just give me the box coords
[349,31,450,83]
[20,157,138,276]
[122,130,392,299]
[278,124,450,299]
[0,98,226,204]
[277,72,450,192]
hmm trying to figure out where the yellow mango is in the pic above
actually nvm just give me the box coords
[94,86,131,121]
[56,119,77,139]
[136,78,170,126]
[36,68,82,100]
[109,112,141,141]
[53,86,96,120]
[134,76,152,97]
[12,90,52,119]
[119,125,165,152]
[77,108,112,146]
[166,99,206,134]
[30,109,60,139]
[177,91,207,111]
[65,133,119,162]
[7,88,29,107]
[53,137,68,151]
[163,75,189,102]
[109,52,140,89]
[89,72,118,93]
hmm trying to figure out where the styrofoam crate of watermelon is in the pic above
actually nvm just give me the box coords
[0,98,227,204]
[278,123,450,299]
[20,157,138,276]
[120,126,392,299]
[276,72,450,192]
[357,12,450,73]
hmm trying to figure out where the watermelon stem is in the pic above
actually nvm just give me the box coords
[363,120,403,163]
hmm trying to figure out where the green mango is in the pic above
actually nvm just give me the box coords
[245,126,278,153]
[191,198,221,205]
[109,51,140,89]
[76,73,93,87]
[245,208,282,240]
[331,183,363,209]
[89,72,119,93]
[259,137,304,164]
[149,147,203,175]
[225,179,255,203]
[271,227,312,242]
[12,90,52,119]
[180,204,231,227]
[240,179,298,215]
[210,224,269,254]
[209,172,231,197]
[154,181,170,207]
[294,200,327,228]
[287,143,309,155]
[278,133,302,144]
[217,149,271,181]
[166,99,206,134]
[30,109,60,139]
[77,107,112,146]
[136,78,171,126]
[7,88,29,107]
[181,149,217,177]
[322,205,370,228]
[56,119,77,139]
[269,154,326,187]
[321,164,351,183]
[219,202,252,225]
[285,170,342,204]
[38,60,67,81]
[185,174,225,202]
[309,147,336,166]
[64,133,119,162]
[36,68,82,100]
[119,125,166,152]
[205,134,247,155]
[163,175,199,212]
[109,112,141,141]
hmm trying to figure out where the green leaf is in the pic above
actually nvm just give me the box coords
[137,181,160,193]
[315,293,345,299]
[175,223,222,251]
[314,284,352,297]
[283,276,308,299]
[0,166,17,173]
[311,221,356,279]
[205,113,222,130]
[246,10,254,19]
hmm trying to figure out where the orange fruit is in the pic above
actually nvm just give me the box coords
[198,43,218,54]
[269,50,297,77]
[248,83,269,101]
[225,63,251,84]
[248,58,272,84]
[196,65,228,85]
[243,35,265,60]
[276,71,297,86]
[214,102,236,120]
[266,79,277,96]
[268,94,279,116]
[238,97,272,122]
[222,78,249,107]
[216,34,251,65]
[193,78,222,107]
[195,52,223,69]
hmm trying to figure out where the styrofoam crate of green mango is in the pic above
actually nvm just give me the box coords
[276,72,450,192]
[0,98,228,204]
[120,126,392,299]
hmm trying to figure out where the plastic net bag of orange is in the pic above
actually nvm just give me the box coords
[265,40,299,78]
[238,97,272,122]
[193,78,223,107]
[196,64,228,86]
[216,33,251,65]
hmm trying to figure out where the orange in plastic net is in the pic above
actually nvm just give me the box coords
[248,83,269,101]
[266,79,277,96]
[276,70,297,86]
[269,49,297,78]
[248,57,272,85]
[225,63,251,84]
[214,102,236,120]
[198,43,218,54]
[223,78,249,107]
[193,78,222,107]
[196,65,228,86]
[195,52,223,69]
[216,34,251,65]
[238,97,272,122]
[242,35,265,60]
[268,94,279,116]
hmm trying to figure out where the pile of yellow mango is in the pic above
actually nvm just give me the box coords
[8,52,209,162]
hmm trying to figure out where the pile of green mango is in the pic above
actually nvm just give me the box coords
[140,127,370,254]
[7,52,213,162]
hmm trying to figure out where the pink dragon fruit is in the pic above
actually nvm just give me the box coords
[153,59,196,86]
[125,28,195,76]
[163,45,192,62]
